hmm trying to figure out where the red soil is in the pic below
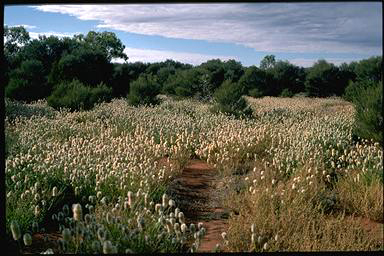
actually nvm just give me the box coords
[167,159,230,252]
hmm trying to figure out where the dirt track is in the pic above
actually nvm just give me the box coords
[167,159,229,252]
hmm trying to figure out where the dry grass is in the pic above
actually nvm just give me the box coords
[222,164,383,252]
[335,172,383,222]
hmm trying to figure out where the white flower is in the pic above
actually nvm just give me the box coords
[72,204,82,221]
[23,233,32,246]
[251,223,256,233]
[221,232,227,240]
[10,220,21,241]
[103,240,114,254]
[52,187,58,197]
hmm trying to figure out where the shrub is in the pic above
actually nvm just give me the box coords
[213,80,253,118]
[174,86,193,97]
[279,88,294,98]
[305,60,340,97]
[128,74,161,106]
[248,88,264,98]
[47,80,112,111]
[352,81,382,144]
[5,59,48,102]
[55,47,113,87]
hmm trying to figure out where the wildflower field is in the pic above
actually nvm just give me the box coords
[5,96,383,253]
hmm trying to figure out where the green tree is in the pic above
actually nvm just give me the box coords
[260,55,276,70]
[354,56,382,83]
[75,31,128,61]
[4,25,30,57]
[214,80,252,118]
[223,59,244,82]
[305,60,340,97]
[238,66,269,96]
[268,60,306,96]
[4,25,31,85]
[199,59,226,90]
[47,80,112,111]
[352,81,382,144]
[5,60,48,102]
[128,74,161,106]
[55,47,113,87]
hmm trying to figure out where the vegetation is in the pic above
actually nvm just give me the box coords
[128,74,161,106]
[47,80,112,111]
[5,26,381,110]
[4,25,383,253]
[213,80,252,118]
[5,97,383,253]
[352,81,383,145]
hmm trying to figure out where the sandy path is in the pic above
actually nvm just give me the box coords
[167,159,229,252]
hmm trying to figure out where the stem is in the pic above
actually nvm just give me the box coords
[17,239,22,254]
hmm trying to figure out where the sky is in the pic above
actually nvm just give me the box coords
[4,3,382,67]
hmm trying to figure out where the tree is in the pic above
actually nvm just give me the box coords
[267,60,306,96]
[75,31,128,61]
[4,26,31,85]
[214,80,252,118]
[305,60,340,97]
[47,79,112,111]
[223,59,244,82]
[260,55,276,70]
[238,66,269,96]
[199,59,226,90]
[4,25,30,57]
[336,62,357,96]
[163,68,211,99]
[352,81,382,144]
[354,56,382,83]
[5,59,48,102]
[55,47,113,87]
[128,74,161,106]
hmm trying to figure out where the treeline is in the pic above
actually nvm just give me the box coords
[3,26,382,142]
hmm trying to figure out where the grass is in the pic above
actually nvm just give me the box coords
[5,96,383,252]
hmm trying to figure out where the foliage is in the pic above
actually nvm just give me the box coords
[279,88,294,97]
[128,74,161,106]
[55,47,113,87]
[305,60,340,97]
[4,25,30,57]
[260,55,276,70]
[47,80,112,111]
[5,96,383,253]
[352,81,382,144]
[354,56,382,83]
[248,88,264,98]
[73,31,128,61]
[268,61,306,95]
[214,80,253,118]
[5,59,49,102]
[238,66,269,96]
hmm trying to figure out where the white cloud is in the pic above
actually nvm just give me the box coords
[33,3,382,55]
[10,24,37,29]
[29,31,81,39]
[113,47,238,65]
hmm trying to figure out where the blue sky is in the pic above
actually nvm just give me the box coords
[4,3,382,67]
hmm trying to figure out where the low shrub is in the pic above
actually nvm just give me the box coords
[279,88,294,98]
[47,80,112,111]
[352,81,382,144]
[128,74,161,106]
[213,80,253,118]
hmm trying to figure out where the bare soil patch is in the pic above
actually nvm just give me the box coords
[167,159,230,252]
